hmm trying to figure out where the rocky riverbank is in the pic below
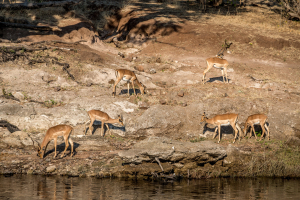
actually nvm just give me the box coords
[1,0,300,180]
[1,130,300,179]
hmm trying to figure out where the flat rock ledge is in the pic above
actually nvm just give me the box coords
[118,137,227,165]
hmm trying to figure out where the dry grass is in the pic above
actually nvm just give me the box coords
[245,140,300,177]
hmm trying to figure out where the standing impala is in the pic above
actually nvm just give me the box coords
[84,109,124,136]
[200,112,242,143]
[112,69,145,97]
[202,56,229,84]
[243,114,270,141]
[37,124,74,159]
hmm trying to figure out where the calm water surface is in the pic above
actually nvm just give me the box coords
[0,175,300,200]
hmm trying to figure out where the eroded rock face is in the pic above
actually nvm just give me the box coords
[1,131,34,148]
[118,137,226,165]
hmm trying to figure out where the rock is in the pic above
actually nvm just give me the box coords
[149,69,156,74]
[11,92,24,100]
[124,56,133,62]
[173,163,184,168]
[224,93,228,97]
[46,165,56,173]
[42,74,57,83]
[75,140,111,151]
[118,137,226,165]
[134,65,144,72]
[0,104,35,117]
[2,137,22,147]
[118,52,125,58]
[156,57,161,63]
[285,136,300,147]
[54,86,61,92]
[159,99,167,105]
[127,43,134,48]
[180,102,187,107]
[177,90,184,97]
[138,101,149,110]
[171,100,177,105]
[2,131,34,147]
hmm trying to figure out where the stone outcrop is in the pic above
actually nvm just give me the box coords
[118,137,227,165]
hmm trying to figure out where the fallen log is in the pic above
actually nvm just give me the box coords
[0,22,61,31]
[0,0,81,10]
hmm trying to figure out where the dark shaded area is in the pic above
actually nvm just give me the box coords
[202,123,242,140]
[85,120,126,136]
[119,88,143,96]
[43,142,79,158]
[207,76,231,83]
[0,119,20,133]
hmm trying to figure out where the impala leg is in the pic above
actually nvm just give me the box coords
[218,125,221,143]
[213,127,218,139]
[259,121,266,141]
[101,121,105,137]
[53,138,57,158]
[113,78,122,97]
[265,123,270,140]
[84,120,90,135]
[127,82,130,96]
[243,124,247,138]
[232,124,238,143]
[132,78,136,96]
[249,126,253,138]
[61,135,69,158]
[224,67,228,83]
[203,64,212,84]
[105,124,111,135]
[221,69,225,83]
[89,119,95,135]
[69,137,74,157]
[250,124,257,139]
[236,123,242,141]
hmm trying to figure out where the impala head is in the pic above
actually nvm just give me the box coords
[140,82,146,95]
[118,115,124,126]
[36,143,45,158]
[216,53,224,59]
[200,112,207,124]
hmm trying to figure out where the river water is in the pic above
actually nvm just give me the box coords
[0,175,300,200]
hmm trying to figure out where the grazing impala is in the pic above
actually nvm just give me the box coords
[84,109,124,136]
[112,69,145,97]
[202,56,229,84]
[37,125,74,159]
[200,112,242,143]
[243,114,270,141]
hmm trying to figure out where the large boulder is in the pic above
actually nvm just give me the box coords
[1,131,34,148]
[118,137,226,165]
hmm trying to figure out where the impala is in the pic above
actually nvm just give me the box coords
[202,56,229,84]
[243,114,270,141]
[37,124,74,159]
[112,69,145,97]
[84,109,124,136]
[200,112,242,143]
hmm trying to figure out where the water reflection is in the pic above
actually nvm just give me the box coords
[0,175,300,200]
